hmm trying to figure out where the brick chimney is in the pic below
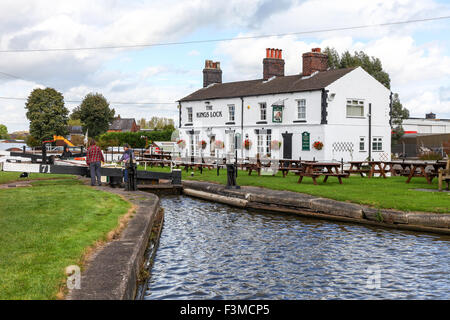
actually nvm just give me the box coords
[263,48,285,80]
[203,60,222,87]
[302,48,328,76]
[425,112,436,119]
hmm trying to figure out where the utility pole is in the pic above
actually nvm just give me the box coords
[368,103,372,161]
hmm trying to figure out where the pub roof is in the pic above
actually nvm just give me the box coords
[179,67,355,102]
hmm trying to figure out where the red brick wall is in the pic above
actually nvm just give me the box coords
[302,51,328,76]
[263,58,285,80]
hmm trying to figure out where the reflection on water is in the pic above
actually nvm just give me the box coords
[143,196,450,300]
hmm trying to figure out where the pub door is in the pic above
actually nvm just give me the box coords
[282,132,293,159]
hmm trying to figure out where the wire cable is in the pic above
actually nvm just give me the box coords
[0,15,449,53]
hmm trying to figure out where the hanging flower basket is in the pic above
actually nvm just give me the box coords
[176,139,186,149]
[270,140,282,150]
[313,141,323,150]
[244,139,252,150]
[215,140,224,149]
[198,140,207,149]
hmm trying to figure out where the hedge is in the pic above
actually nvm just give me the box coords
[97,129,174,149]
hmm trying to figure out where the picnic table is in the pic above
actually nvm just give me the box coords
[298,162,349,185]
[279,159,305,177]
[367,161,391,178]
[385,161,414,176]
[242,159,273,176]
[404,161,447,184]
[345,161,371,177]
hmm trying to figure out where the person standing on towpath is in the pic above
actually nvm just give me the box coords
[86,139,104,186]
[119,143,134,188]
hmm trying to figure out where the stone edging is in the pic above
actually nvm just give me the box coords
[182,180,450,235]
[67,187,160,300]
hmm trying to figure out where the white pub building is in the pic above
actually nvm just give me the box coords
[177,48,392,162]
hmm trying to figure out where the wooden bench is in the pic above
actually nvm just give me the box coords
[438,159,450,191]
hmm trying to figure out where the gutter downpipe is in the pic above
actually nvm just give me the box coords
[240,97,244,160]
[368,103,372,161]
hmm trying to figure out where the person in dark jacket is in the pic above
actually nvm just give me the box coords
[119,143,134,184]
[61,145,72,159]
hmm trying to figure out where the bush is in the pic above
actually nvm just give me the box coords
[97,129,174,149]
[419,151,443,161]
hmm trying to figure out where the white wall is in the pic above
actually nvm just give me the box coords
[403,118,450,134]
[179,67,391,162]
[325,67,391,161]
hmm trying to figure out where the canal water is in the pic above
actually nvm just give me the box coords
[143,195,449,300]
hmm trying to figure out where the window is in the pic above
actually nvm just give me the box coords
[297,99,306,119]
[372,137,383,151]
[257,134,264,155]
[189,134,194,156]
[228,132,235,153]
[187,107,193,123]
[194,134,199,156]
[346,99,364,117]
[259,103,267,121]
[266,133,271,155]
[359,137,365,151]
[228,105,235,122]
[257,133,271,156]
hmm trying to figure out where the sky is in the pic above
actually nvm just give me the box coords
[1,0,450,132]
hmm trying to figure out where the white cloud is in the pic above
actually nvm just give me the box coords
[1,0,450,132]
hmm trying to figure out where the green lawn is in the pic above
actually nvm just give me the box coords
[0,171,73,184]
[0,175,131,300]
[143,166,450,213]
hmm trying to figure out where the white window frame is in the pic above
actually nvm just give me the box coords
[257,133,271,156]
[266,133,271,155]
[359,137,365,151]
[189,134,194,156]
[259,103,267,121]
[372,137,383,152]
[297,99,306,120]
[229,132,235,153]
[187,107,193,123]
[228,104,235,122]
[346,99,365,118]
[194,134,199,156]
[257,134,264,155]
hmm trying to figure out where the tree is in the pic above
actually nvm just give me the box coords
[68,118,82,126]
[25,88,69,142]
[138,118,148,129]
[147,116,175,130]
[324,47,391,89]
[78,93,115,137]
[324,47,410,144]
[0,124,9,139]
[390,93,410,145]
[390,93,410,127]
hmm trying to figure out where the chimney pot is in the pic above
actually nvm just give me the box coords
[302,48,328,76]
[263,48,285,80]
[203,59,222,87]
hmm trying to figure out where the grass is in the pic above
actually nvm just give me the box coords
[142,165,450,213]
[0,174,131,300]
[0,171,73,184]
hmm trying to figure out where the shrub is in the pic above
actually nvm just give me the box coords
[96,129,174,149]
[419,151,443,161]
